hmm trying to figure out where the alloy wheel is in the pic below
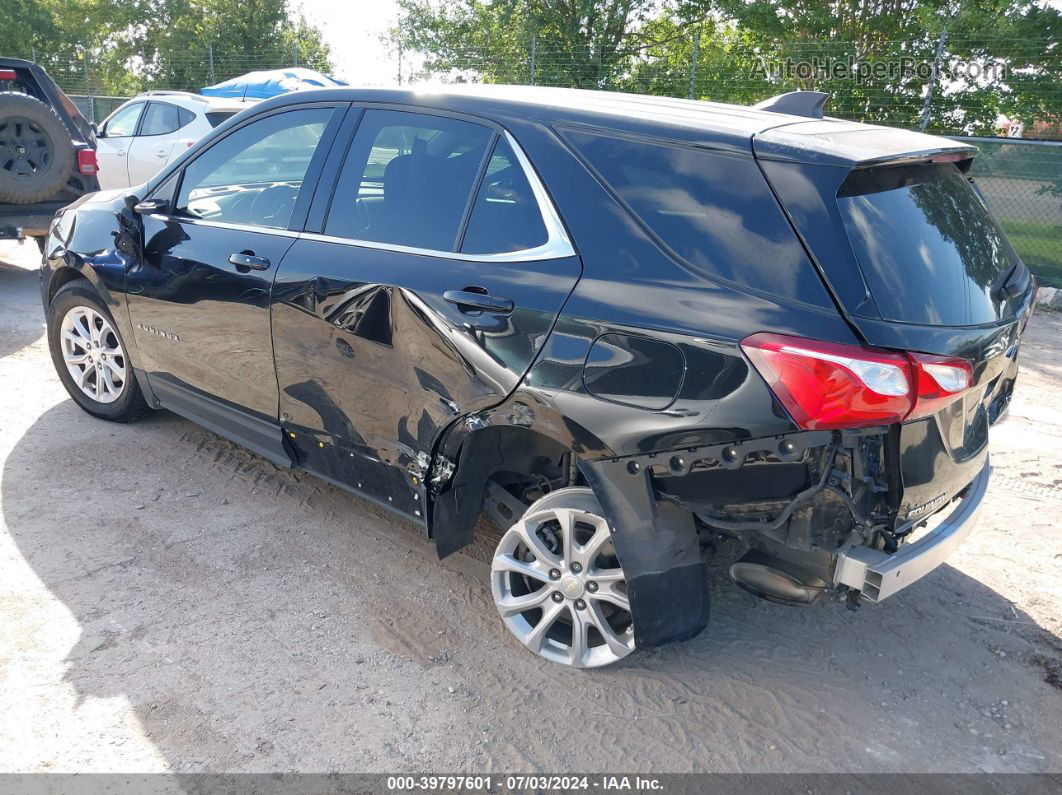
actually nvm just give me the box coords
[491,489,635,667]
[59,305,127,404]
[0,116,53,179]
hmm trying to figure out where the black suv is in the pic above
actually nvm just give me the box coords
[41,86,1033,667]
[1,57,99,249]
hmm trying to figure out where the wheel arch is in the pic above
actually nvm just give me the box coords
[430,389,711,649]
[429,392,611,559]
[46,264,92,306]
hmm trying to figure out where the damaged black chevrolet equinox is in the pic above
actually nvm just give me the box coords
[42,86,1034,667]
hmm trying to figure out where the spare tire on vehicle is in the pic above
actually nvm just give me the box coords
[0,91,75,204]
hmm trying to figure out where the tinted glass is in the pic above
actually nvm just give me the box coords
[177,107,195,129]
[175,107,332,229]
[837,164,1021,325]
[461,137,547,254]
[140,102,181,135]
[565,130,831,307]
[103,102,143,137]
[325,109,493,251]
[206,111,237,128]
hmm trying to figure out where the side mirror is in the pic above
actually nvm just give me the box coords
[133,198,169,215]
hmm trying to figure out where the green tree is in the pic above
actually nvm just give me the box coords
[696,0,1062,134]
[0,0,58,59]
[2,0,333,96]
[394,0,694,88]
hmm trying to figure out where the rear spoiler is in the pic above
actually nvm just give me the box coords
[753,120,978,169]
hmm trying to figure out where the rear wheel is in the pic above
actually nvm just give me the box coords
[47,280,148,423]
[491,487,635,668]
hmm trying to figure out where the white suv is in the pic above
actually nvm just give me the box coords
[94,92,254,190]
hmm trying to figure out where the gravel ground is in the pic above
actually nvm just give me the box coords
[1,239,1060,774]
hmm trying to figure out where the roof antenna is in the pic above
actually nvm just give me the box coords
[754,91,829,119]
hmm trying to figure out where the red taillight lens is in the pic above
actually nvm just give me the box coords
[741,333,911,430]
[0,69,17,80]
[907,353,973,420]
[741,333,973,430]
[77,149,97,175]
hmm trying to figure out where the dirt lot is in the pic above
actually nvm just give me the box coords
[1,239,1060,774]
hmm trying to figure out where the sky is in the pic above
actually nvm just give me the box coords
[295,0,406,85]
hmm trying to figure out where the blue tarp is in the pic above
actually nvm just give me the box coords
[200,68,348,100]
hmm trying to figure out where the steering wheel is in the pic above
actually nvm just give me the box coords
[249,184,298,226]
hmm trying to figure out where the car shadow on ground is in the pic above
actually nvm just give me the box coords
[3,400,1061,772]
[0,260,45,357]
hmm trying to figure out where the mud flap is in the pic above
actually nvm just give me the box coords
[581,458,709,648]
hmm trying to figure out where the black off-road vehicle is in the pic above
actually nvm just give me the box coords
[0,57,99,250]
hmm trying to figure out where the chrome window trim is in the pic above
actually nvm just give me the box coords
[306,130,575,263]
[150,132,574,262]
[151,215,302,239]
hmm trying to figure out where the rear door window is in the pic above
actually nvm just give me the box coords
[461,137,547,254]
[837,163,1021,325]
[325,109,493,251]
[140,102,182,136]
[563,129,832,307]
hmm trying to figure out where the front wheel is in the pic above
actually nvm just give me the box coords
[491,487,635,668]
[47,279,148,423]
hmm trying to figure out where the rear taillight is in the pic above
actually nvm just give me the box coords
[741,333,972,430]
[906,353,973,420]
[0,69,16,80]
[76,149,97,175]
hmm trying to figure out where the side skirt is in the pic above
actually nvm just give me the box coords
[143,372,295,470]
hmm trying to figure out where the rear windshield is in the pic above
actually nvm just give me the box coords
[837,163,1020,325]
[206,111,238,128]
[563,129,832,308]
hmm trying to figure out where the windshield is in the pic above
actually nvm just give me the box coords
[837,163,1021,326]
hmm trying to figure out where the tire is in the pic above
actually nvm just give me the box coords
[47,279,148,423]
[490,486,636,667]
[0,92,76,204]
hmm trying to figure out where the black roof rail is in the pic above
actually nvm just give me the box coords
[753,90,829,119]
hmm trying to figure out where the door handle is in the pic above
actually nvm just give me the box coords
[229,252,271,271]
[443,289,514,314]
[155,149,168,158]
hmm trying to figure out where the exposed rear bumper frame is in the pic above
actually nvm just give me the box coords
[833,458,990,602]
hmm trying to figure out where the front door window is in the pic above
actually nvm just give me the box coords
[175,108,333,230]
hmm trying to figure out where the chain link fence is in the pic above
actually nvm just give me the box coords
[963,137,1062,285]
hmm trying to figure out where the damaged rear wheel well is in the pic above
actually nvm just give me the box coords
[430,425,580,558]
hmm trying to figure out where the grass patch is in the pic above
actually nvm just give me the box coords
[998,219,1062,287]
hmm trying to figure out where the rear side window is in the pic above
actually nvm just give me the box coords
[325,109,493,251]
[461,137,547,254]
[563,129,831,307]
[206,111,237,128]
[837,163,1020,325]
